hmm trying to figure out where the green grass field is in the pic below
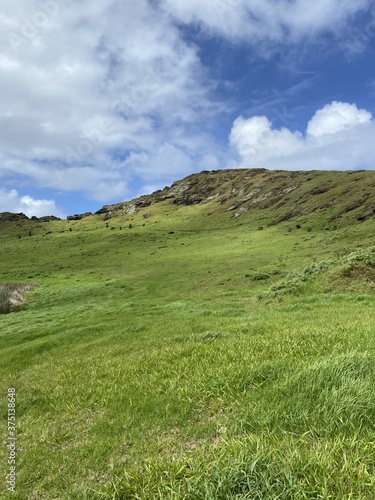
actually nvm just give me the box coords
[1,188,375,498]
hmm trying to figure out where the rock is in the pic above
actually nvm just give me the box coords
[234,207,249,218]
[135,200,151,208]
[67,212,92,221]
[95,207,108,215]
[0,212,29,222]
[124,204,137,215]
[38,216,61,222]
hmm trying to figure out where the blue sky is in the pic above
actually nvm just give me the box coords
[1,0,375,218]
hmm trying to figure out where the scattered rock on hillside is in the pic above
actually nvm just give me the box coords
[38,216,62,222]
[95,199,151,216]
[67,212,92,221]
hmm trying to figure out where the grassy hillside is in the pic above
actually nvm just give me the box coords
[1,169,375,498]
[97,168,375,228]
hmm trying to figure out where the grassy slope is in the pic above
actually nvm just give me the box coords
[1,170,375,498]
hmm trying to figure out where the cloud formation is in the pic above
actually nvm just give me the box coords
[0,0,374,215]
[0,0,216,202]
[230,101,375,170]
[0,188,65,218]
[160,0,372,43]
[306,101,372,137]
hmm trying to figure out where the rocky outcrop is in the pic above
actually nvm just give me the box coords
[0,212,29,222]
[95,199,151,217]
[38,216,62,222]
[0,213,61,223]
[67,212,92,221]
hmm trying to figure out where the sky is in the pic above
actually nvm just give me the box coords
[1,0,375,218]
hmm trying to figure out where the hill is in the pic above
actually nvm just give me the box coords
[0,168,375,499]
[95,168,375,226]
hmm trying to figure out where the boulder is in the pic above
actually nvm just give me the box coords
[67,212,92,221]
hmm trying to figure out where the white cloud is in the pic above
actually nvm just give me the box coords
[160,0,372,43]
[306,101,372,137]
[0,0,373,208]
[124,143,196,179]
[230,101,375,170]
[0,188,65,218]
[230,115,303,163]
[0,0,217,202]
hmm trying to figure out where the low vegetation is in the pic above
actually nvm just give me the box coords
[1,169,375,498]
[259,247,375,299]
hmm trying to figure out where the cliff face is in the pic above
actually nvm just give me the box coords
[95,168,375,225]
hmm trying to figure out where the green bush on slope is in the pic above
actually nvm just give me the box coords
[258,247,375,299]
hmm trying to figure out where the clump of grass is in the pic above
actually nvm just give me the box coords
[245,271,270,281]
[87,431,375,499]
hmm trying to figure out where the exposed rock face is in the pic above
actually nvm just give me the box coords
[38,216,62,222]
[0,212,29,222]
[95,168,300,219]
[0,213,62,223]
[95,199,151,216]
[67,212,92,221]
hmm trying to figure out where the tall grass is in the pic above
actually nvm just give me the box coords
[1,211,375,498]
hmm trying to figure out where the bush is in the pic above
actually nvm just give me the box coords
[344,247,375,267]
[258,246,375,300]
